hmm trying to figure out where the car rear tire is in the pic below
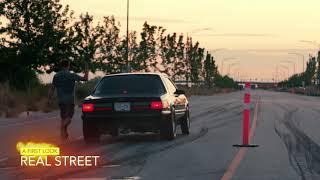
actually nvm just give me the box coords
[160,110,176,141]
[181,109,190,135]
[83,119,100,143]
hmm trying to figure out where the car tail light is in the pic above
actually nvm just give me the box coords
[150,101,163,110]
[82,103,94,112]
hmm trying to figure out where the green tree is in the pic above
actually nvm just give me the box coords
[70,13,103,73]
[137,22,157,72]
[175,34,186,80]
[184,37,193,84]
[0,0,74,88]
[162,33,177,78]
[99,16,124,74]
[128,31,141,71]
[204,52,217,88]
[214,75,237,88]
[317,51,320,87]
[190,42,204,85]
[305,56,317,86]
[287,73,304,87]
[154,26,166,72]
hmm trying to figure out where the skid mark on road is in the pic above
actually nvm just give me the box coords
[275,109,320,180]
[192,103,243,129]
[191,101,238,121]
[220,97,260,180]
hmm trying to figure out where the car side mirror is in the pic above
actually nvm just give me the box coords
[175,89,185,95]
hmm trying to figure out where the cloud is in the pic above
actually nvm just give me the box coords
[196,33,278,38]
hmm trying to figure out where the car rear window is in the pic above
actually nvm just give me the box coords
[93,74,166,96]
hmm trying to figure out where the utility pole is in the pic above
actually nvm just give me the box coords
[221,58,236,75]
[288,53,305,73]
[282,60,296,76]
[276,65,278,82]
[280,65,290,80]
[126,0,130,72]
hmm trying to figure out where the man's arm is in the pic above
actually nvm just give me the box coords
[79,63,89,81]
[48,84,55,103]
[72,63,89,82]
[83,67,89,81]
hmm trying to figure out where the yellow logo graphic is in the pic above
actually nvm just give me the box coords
[16,142,60,156]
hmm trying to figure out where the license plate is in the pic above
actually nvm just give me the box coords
[114,102,131,112]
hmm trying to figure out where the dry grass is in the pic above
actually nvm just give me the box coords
[0,83,25,117]
[0,83,57,117]
[0,79,97,118]
[178,85,237,97]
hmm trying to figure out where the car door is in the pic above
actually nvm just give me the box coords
[163,77,186,119]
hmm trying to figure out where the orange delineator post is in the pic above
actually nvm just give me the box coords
[233,82,258,148]
[243,83,251,145]
[243,109,250,145]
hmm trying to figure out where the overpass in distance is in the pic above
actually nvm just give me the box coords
[174,80,278,89]
[237,81,278,89]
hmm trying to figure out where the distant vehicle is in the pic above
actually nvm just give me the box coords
[251,84,257,89]
[81,73,190,143]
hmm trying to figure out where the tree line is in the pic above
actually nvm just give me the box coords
[0,0,237,90]
[279,51,320,88]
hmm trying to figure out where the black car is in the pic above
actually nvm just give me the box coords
[81,73,190,142]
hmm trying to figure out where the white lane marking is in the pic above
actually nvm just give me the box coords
[0,167,17,170]
[101,164,121,168]
[0,157,8,163]
[112,177,141,180]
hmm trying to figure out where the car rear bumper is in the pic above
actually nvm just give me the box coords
[82,111,171,131]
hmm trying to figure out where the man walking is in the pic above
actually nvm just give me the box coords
[48,60,89,140]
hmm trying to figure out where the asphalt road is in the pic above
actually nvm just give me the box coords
[1,90,320,180]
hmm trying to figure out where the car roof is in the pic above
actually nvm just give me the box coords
[103,72,169,78]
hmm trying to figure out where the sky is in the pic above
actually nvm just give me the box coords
[56,0,320,82]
